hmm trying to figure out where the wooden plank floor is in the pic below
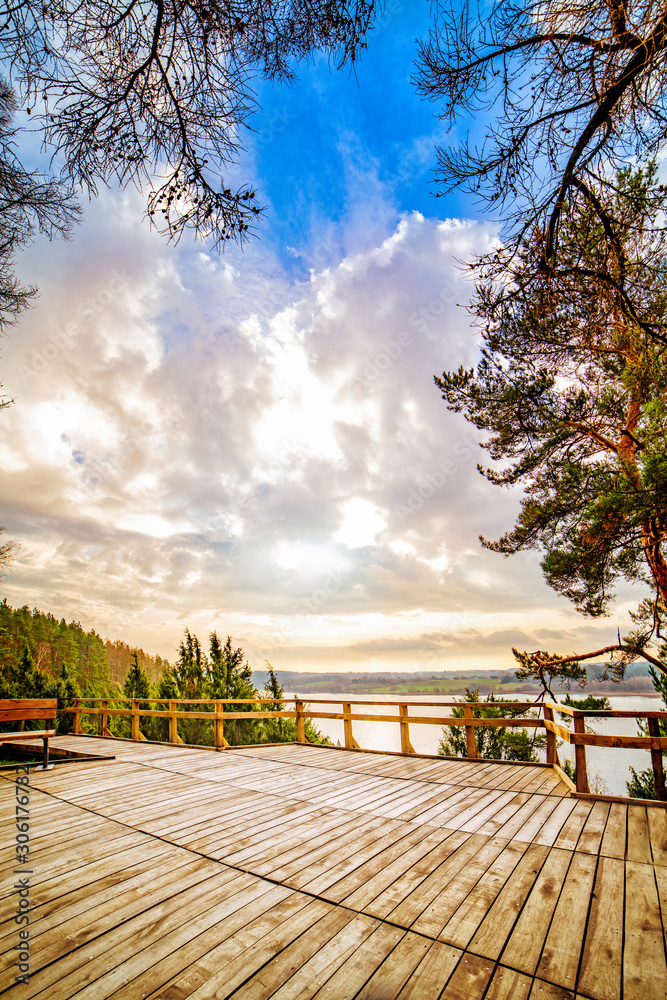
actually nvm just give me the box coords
[1,737,666,998]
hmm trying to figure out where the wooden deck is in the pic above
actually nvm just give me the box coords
[1,736,666,999]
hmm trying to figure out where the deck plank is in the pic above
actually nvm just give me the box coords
[623,860,667,1000]
[577,856,624,1000]
[536,852,597,988]
[469,843,550,961]
[484,966,533,1000]
[2,736,661,1000]
[499,846,572,977]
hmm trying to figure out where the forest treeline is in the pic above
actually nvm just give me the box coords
[0,600,329,747]
[0,600,171,694]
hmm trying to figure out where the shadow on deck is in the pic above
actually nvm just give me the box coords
[1,737,665,999]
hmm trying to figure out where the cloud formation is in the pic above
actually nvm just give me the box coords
[1,193,631,670]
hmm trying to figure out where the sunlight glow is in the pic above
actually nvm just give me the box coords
[334,498,387,548]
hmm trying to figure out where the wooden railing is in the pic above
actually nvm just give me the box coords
[65,696,667,801]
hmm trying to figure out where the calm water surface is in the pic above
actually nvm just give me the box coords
[292,691,662,798]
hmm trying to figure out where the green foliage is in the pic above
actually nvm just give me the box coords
[152,632,333,747]
[561,759,576,784]
[0,599,113,695]
[438,689,546,762]
[626,766,656,799]
[105,639,169,686]
[512,648,587,700]
[0,638,81,735]
[562,694,611,712]
[625,662,667,799]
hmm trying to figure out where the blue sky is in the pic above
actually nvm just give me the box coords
[0,7,640,673]
[248,3,467,270]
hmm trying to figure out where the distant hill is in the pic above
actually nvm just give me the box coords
[273,663,656,697]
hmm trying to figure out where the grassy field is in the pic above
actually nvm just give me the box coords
[363,677,526,695]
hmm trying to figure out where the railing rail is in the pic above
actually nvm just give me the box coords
[64,696,667,801]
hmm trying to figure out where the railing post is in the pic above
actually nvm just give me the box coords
[72,699,81,735]
[295,699,306,743]
[215,701,230,748]
[168,701,183,744]
[462,704,478,758]
[131,699,140,741]
[573,712,590,793]
[100,700,109,738]
[343,702,360,749]
[648,717,667,801]
[543,704,559,766]
[399,704,415,754]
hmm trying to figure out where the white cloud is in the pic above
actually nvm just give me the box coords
[0,192,632,669]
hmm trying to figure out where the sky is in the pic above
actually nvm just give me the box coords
[0,5,642,673]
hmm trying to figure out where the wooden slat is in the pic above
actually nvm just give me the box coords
[395,941,462,999]
[1,735,663,1000]
[577,856,624,1000]
[0,729,55,740]
[469,844,550,960]
[308,922,405,999]
[576,801,610,855]
[533,798,577,848]
[536,852,597,987]
[499,847,572,976]
[648,807,667,865]
[353,932,435,1000]
[439,953,494,999]
[529,979,575,1000]
[623,860,667,1000]
[484,966,533,1000]
[265,912,381,1000]
[319,825,443,906]
[437,841,530,949]
[358,831,472,921]
[341,830,457,913]
[384,834,489,928]
[409,837,513,940]
[553,801,593,850]
[599,802,627,860]
[626,805,652,863]
[92,896,332,1000]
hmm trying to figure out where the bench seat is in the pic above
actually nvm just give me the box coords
[0,699,58,770]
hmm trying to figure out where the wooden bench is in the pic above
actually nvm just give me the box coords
[0,699,58,770]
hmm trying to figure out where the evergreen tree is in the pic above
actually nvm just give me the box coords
[123,652,151,700]
[437,167,667,682]
[208,632,258,745]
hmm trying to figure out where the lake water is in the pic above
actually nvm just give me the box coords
[294,692,663,797]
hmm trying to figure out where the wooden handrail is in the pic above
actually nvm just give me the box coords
[63,696,667,801]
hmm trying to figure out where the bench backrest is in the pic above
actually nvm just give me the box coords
[0,699,58,727]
